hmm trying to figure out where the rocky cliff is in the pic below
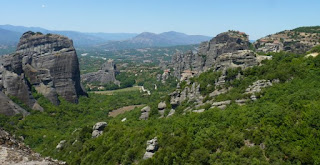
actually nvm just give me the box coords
[254,27,320,54]
[171,31,256,79]
[81,59,119,85]
[0,31,87,115]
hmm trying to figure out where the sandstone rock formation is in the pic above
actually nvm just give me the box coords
[140,106,151,120]
[158,101,166,117]
[169,82,202,108]
[16,31,87,104]
[0,128,65,165]
[0,91,29,116]
[92,122,107,138]
[143,137,158,160]
[0,31,87,116]
[81,59,119,85]
[171,31,254,79]
[211,100,231,110]
[245,79,274,101]
[254,29,320,54]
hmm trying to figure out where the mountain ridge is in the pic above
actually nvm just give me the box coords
[97,31,211,50]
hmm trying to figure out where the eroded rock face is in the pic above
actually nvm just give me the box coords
[245,79,274,101]
[254,30,320,54]
[172,31,253,79]
[81,59,119,85]
[213,50,258,71]
[0,91,29,116]
[0,31,87,116]
[16,31,87,104]
[143,137,158,160]
[169,82,202,108]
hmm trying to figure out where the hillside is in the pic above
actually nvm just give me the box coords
[97,31,211,50]
[254,26,320,54]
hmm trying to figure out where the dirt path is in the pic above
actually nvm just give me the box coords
[109,104,145,117]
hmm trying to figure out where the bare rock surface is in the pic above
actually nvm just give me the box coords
[171,31,255,79]
[143,137,158,160]
[0,31,87,116]
[211,100,231,110]
[139,106,151,120]
[92,122,107,138]
[0,128,65,165]
[0,91,29,116]
[81,59,119,85]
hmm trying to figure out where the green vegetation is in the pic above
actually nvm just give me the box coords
[3,50,320,164]
[293,26,320,33]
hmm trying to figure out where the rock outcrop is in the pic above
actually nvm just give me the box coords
[56,140,66,150]
[140,106,151,120]
[245,79,274,101]
[171,31,254,79]
[0,128,65,165]
[81,59,119,85]
[16,31,87,104]
[169,82,202,108]
[92,122,107,138]
[158,101,166,117]
[143,137,158,160]
[0,31,87,115]
[254,29,320,54]
[211,100,231,110]
[0,91,29,116]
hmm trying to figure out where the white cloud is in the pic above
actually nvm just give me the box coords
[41,4,46,8]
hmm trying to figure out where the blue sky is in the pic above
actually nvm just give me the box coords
[0,0,319,39]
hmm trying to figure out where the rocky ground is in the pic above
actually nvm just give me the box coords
[0,129,65,165]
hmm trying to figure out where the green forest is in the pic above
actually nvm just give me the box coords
[2,46,320,164]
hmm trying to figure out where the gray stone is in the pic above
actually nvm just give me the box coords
[0,91,29,116]
[92,122,107,138]
[212,100,231,109]
[81,59,120,85]
[139,106,151,120]
[171,31,253,79]
[92,122,107,131]
[166,109,175,118]
[56,140,66,149]
[143,137,158,160]
[158,101,166,110]
[0,31,87,116]
[193,109,205,113]
[15,31,87,104]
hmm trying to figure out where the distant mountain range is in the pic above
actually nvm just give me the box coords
[96,31,211,50]
[0,25,137,47]
[0,25,211,49]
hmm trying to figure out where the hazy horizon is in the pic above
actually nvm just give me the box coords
[1,0,320,40]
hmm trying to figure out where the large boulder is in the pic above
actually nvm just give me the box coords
[143,137,158,160]
[139,106,151,120]
[92,122,107,138]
